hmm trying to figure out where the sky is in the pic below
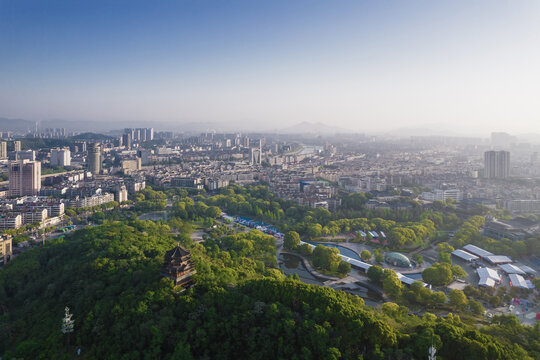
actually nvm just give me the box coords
[1,0,540,134]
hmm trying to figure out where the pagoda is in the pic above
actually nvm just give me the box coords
[161,245,196,288]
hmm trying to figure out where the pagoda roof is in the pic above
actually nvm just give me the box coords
[164,245,190,259]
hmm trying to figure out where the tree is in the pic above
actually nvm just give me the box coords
[489,295,502,307]
[439,252,451,264]
[65,209,77,217]
[360,250,372,262]
[448,289,468,309]
[284,231,300,250]
[337,261,351,275]
[312,245,341,272]
[306,223,322,239]
[381,302,400,316]
[205,206,222,219]
[367,265,384,284]
[430,291,447,306]
[374,248,384,264]
[383,269,402,298]
[388,227,416,248]
[412,253,423,265]
[469,299,485,315]
[407,281,432,305]
[437,242,454,254]
[451,265,467,279]
[176,233,193,248]
[422,262,453,286]
[298,243,313,257]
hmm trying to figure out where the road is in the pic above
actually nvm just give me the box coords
[0,169,81,187]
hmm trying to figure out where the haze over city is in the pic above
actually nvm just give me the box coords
[3,2,540,359]
[2,0,540,135]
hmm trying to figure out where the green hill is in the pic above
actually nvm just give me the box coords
[0,220,538,359]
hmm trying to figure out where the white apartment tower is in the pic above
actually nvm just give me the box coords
[484,150,510,179]
[50,148,71,167]
[0,141,7,159]
[9,159,41,196]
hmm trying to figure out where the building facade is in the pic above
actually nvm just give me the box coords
[51,148,71,167]
[9,160,41,196]
[0,141,7,159]
[484,150,510,179]
[0,235,12,264]
[87,143,101,175]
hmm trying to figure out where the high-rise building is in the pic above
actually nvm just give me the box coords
[125,127,154,142]
[115,185,129,203]
[74,141,87,153]
[13,140,21,152]
[249,141,263,165]
[137,149,152,165]
[484,150,510,179]
[9,159,41,196]
[50,148,71,167]
[122,133,132,149]
[15,150,36,161]
[87,143,102,175]
[0,142,7,159]
[258,139,263,163]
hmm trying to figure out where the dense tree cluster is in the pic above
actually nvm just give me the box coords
[283,231,300,250]
[134,187,167,212]
[422,262,454,286]
[202,185,446,249]
[1,220,538,359]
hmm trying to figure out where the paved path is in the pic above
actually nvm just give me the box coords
[280,250,339,282]
[279,249,388,300]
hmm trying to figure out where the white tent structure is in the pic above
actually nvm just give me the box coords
[509,273,529,289]
[477,267,500,287]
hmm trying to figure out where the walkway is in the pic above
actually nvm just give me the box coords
[280,250,339,282]
[302,241,428,287]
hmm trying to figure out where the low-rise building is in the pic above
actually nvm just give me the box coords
[483,217,539,241]
[0,235,12,264]
[0,214,22,230]
[69,193,115,208]
[171,177,204,190]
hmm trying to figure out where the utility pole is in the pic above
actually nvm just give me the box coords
[61,307,75,352]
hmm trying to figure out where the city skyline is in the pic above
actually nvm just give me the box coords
[2,1,540,134]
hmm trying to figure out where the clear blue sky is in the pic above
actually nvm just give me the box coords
[1,0,539,134]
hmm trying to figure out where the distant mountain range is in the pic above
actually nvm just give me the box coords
[0,118,35,132]
[379,126,468,138]
[0,117,354,135]
[276,121,354,134]
[3,116,540,142]
[0,117,244,134]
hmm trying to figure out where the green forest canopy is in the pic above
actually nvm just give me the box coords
[1,220,539,359]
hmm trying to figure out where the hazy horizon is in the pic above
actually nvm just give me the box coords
[2,1,540,134]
